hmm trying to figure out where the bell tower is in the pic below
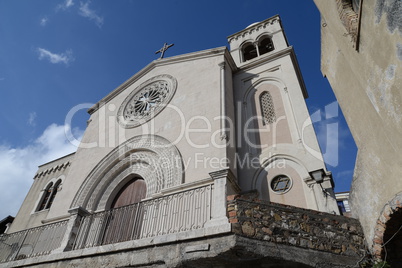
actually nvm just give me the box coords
[228,16,290,66]
[229,15,339,213]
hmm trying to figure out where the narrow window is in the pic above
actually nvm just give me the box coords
[242,43,258,61]
[46,180,61,209]
[260,91,276,125]
[38,183,53,211]
[258,37,274,55]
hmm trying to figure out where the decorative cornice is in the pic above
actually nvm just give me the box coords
[227,15,281,44]
[34,161,72,179]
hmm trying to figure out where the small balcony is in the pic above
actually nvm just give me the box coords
[72,184,212,250]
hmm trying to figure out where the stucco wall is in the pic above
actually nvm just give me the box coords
[314,0,402,249]
[47,52,233,219]
[8,153,75,233]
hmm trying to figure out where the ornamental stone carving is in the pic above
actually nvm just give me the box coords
[118,74,177,128]
[71,135,183,212]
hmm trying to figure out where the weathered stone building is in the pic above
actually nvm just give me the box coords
[313,0,402,265]
[0,15,366,267]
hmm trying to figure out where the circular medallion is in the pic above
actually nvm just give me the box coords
[118,75,177,128]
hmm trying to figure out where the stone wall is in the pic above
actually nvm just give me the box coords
[228,193,366,258]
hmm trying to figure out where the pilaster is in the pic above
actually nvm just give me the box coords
[204,169,240,227]
[53,206,90,253]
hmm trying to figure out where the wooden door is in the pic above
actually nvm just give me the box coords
[111,178,146,208]
[102,178,147,244]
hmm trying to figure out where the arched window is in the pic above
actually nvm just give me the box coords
[258,36,274,55]
[260,91,276,125]
[111,177,147,209]
[38,182,53,211]
[37,180,62,211]
[242,42,258,61]
[46,180,61,210]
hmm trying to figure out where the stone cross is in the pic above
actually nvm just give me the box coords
[155,43,174,59]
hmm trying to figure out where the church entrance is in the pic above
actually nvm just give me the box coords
[102,177,147,244]
[111,178,147,208]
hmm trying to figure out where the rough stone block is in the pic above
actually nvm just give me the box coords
[241,221,255,237]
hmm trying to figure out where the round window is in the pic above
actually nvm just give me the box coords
[271,175,291,193]
[118,74,177,128]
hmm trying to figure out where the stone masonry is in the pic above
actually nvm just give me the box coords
[227,192,367,263]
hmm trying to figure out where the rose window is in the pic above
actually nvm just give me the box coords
[118,75,177,128]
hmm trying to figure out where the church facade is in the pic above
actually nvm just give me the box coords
[0,15,366,267]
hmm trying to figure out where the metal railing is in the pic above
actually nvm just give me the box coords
[73,184,212,250]
[0,220,68,263]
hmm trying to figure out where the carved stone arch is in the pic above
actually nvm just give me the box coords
[71,135,183,212]
[372,192,402,264]
[255,32,273,42]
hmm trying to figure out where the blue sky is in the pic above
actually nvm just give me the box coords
[0,0,357,219]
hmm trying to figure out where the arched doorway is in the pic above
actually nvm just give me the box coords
[103,178,147,244]
[382,208,402,266]
[71,135,183,212]
[111,178,147,208]
[372,192,402,265]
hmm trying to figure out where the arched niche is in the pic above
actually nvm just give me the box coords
[242,79,293,155]
[252,156,309,209]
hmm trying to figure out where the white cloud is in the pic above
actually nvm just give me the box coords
[65,0,74,8]
[57,0,74,10]
[0,124,82,219]
[28,112,37,127]
[37,48,74,65]
[79,1,103,28]
[40,17,49,26]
